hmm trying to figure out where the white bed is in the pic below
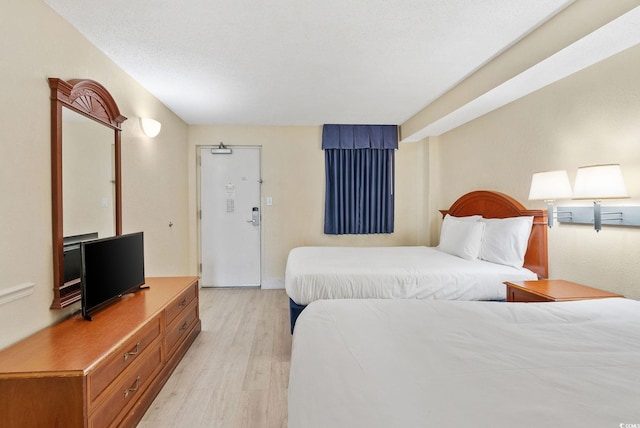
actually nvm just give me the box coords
[286,246,537,305]
[286,191,547,310]
[289,298,640,428]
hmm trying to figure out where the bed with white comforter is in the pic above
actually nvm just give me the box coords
[289,298,640,428]
[285,191,549,331]
[286,246,537,305]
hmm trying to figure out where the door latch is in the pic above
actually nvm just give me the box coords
[246,207,260,226]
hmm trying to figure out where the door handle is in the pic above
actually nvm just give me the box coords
[248,207,260,226]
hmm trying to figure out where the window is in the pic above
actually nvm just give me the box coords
[322,124,397,234]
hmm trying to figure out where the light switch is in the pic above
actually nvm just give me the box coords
[266,197,273,206]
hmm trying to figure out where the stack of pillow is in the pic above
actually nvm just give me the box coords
[437,214,534,268]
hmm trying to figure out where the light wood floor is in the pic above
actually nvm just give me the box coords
[138,288,291,428]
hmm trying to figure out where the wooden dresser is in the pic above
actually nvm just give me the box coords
[0,276,201,428]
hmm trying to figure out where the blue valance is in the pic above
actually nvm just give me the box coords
[322,124,398,150]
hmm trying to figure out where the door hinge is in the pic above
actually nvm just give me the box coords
[199,263,202,273]
[198,210,202,220]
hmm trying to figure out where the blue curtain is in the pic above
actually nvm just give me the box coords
[323,124,397,234]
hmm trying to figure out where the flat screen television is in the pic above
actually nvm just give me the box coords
[81,232,146,320]
[63,232,99,285]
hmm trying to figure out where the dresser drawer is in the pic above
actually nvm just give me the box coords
[88,343,163,428]
[165,284,197,326]
[165,300,198,355]
[88,315,161,403]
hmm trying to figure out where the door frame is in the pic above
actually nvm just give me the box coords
[196,144,263,287]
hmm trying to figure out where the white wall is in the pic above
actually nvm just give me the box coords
[0,0,190,349]
[432,44,640,299]
[188,126,424,288]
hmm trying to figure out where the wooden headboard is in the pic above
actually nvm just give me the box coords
[439,190,548,279]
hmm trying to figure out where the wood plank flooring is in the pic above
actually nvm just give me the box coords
[138,288,291,428]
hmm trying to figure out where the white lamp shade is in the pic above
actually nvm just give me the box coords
[528,170,572,200]
[573,164,629,199]
[140,118,162,138]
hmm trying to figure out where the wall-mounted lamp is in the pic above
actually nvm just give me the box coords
[528,170,572,227]
[571,164,629,232]
[140,118,162,138]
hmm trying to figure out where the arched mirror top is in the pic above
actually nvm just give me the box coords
[49,78,126,129]
[49,78,127,309]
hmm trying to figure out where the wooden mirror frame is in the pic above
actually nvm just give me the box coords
[49,78,127,309]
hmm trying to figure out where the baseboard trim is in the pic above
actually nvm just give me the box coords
[261,279,285,290]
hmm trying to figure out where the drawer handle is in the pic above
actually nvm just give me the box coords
[123,341,141,361]
[124,375,141,398]
[178,298,187,308]
[179,321,188,332]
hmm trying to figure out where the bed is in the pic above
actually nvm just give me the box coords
[286,190,548,330]
[288,298,640,428]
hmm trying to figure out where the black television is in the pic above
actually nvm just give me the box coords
[81,232,146,320]
[63,232,99,285]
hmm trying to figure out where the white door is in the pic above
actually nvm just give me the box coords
[200,146,261,287]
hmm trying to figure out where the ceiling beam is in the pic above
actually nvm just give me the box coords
[400,0,640,142]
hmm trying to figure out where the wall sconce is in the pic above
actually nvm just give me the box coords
[571,164,629,232]
[140,118,162,138]
[528,170,572,227]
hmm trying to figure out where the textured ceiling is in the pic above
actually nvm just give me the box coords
[42,0,573,127]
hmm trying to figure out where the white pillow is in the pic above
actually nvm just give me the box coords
[446,214,482,222]
[479,216,534,268]
[438,215,485,260]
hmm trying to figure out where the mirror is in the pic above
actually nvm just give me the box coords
[62,109,116,238]
[49,78,127,309]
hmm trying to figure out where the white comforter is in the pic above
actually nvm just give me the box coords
[285,246,537,305]
[289,298,640,428]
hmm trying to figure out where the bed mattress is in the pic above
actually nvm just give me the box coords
[285,246,537,305]
[289,298,640,428]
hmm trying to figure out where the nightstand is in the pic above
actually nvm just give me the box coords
[504,279,624,302]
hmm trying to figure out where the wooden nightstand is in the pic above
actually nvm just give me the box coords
[504,279,624,302]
